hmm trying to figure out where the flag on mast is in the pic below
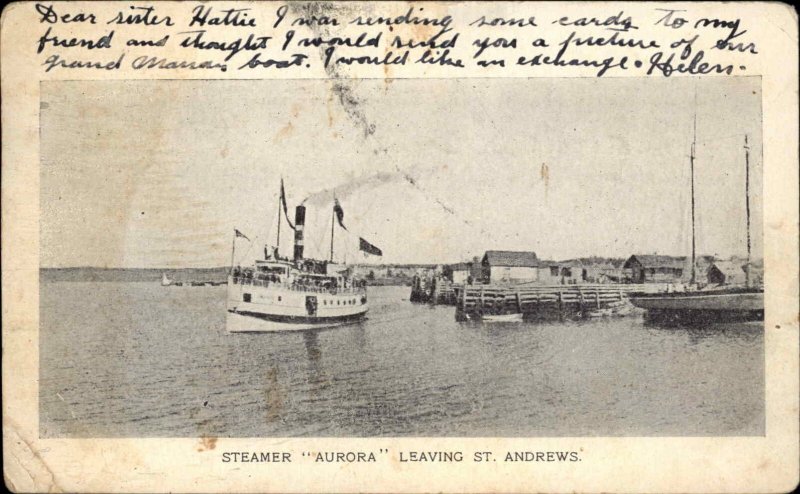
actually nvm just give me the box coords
[234,229,250,241]
[280,178,296,230]
[333,198,347,230]
[359,237,382,256]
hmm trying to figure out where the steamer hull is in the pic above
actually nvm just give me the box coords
[226,310,366,332]
[226,276,368,332]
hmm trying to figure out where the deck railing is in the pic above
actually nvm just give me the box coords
[230,276,365,294]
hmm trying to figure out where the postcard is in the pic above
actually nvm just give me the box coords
[2,1,798,492]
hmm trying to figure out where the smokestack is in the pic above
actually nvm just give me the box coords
[293,205,306,261]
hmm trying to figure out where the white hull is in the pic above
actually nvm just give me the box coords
[226,309,364,332]
[226,276,368,333]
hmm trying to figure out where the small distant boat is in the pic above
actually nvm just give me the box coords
[482,313,523,323]
[160,273,172,286]
[586,300,637,318]
[586,308,613,318]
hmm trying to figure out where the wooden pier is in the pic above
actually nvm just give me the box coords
[411,275,458,305]
[454,283,663,321]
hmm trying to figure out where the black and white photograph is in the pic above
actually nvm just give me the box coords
[39,77,764,438]
[3,1,797,492]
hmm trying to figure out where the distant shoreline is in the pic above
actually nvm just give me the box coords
[40,267,230,283]
[39,267,415,286]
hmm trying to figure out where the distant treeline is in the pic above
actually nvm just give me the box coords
[40,266,424,284]
[573,256,627,267]
[352,263,438,269]
[41,267,229,283]
[366,277,414,287]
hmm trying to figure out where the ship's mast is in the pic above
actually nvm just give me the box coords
[744,135,751,287]
[230,229,236,274]
[690,107,697,285]
[276,189,281,258]
[330,195,336,262]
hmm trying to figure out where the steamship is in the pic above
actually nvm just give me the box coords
[226,184,370,332]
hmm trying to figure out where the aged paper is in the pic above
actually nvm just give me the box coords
[2,1,798,492]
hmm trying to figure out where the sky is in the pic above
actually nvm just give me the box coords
[40,77,763,268]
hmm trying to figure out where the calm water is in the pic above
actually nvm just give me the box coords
[40,282,764,437]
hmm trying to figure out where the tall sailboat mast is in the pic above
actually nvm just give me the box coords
[690,108,697,285]
[276,190,281,258]
[230,229,236,274]
[744,135,751,286]
[330,196,335,262]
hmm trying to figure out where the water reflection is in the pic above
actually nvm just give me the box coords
[300,330,330,396]
[264,365,284,423]
[347,322,368,351]
[643,318,763,345]
[643,310,763,327]
[302,331,322,364]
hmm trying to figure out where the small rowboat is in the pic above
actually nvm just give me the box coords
[482,313,523,323]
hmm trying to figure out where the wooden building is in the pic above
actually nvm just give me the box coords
[707,258,763,286]
[535,259,626,285]
[469,256,482,282]
[449,262,472,284]
[579,259,627,283]
[481,250,539,284]
[707,260,746,285]
[742,259,764,286]
[558,259,585,284]
[623,255,688,283]
[352,264,436,279]
[536,261,562,284]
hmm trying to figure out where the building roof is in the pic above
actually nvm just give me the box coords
[483,250,538,267]
[592,263,619,270]
[450,262,472,271]
[577,257,626,268]
[708,260,746,276]
[624,254,688,269]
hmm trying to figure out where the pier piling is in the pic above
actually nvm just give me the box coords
[455,283,657,321]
